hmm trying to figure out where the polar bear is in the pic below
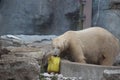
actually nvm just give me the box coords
[52,27,120,66]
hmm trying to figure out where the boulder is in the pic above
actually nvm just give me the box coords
[0,54,40,80]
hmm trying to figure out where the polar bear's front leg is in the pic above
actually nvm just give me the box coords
[70,42,86,63]
[74,54,86,63]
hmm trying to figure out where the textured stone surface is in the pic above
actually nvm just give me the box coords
[93,10,120,40]
[0,0,80,35]
[0,55,40,80]
[0,0,43,34]
[92,0,110,17]
[92,0,120,40]
[0,35,56,47]
[0,35,54,80]
[103,70,120,80]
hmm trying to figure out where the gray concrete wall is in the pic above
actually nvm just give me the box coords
[60,61,120,80]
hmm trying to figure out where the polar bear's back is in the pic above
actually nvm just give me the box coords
[76,27,119,52]
[77,27,114,36]
[75,27,118,43]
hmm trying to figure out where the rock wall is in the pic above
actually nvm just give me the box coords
[0,0,120,39]
[0,0,80,35]
[92,0,120,40]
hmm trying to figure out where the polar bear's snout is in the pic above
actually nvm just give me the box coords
[53,47,61,56]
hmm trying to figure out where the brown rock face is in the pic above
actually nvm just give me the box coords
[0,55,40,80]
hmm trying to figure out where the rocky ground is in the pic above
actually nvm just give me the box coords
[0,35,76,80]
[0,35,54,80]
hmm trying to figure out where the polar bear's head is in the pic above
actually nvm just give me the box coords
[52,36,68,56]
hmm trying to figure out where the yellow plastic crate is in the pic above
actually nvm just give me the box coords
[47,56,60,73]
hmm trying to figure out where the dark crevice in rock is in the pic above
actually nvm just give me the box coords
[65,9,79,30]
[7,78,15,80]
[33,13,54,35]
[0,48,10,58]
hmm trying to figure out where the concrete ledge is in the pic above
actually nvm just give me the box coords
[60,61,120,80]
